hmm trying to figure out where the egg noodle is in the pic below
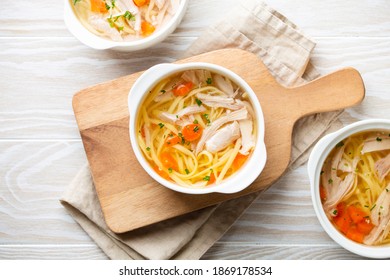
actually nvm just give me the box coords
[323,131,390,245]
[136,74,256,189]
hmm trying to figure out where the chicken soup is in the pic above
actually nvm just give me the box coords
[136,69,256,188]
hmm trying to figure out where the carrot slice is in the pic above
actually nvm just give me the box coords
[333,211,352,234]
[357,219,375,235]
[141,21,155,36]
[153,165,170,180]
[346,227,365,243]
[90,0,108,13]
[160,152,178,172]
[165,134,181,146]
[182,124,203,142]
[347,205,367,224]
[133,0,150,7]
[207,173,216,185]
[172,82,193,96]
[232,153,249,171]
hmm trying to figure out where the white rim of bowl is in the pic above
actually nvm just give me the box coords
[64,0,189,50]
[128,62,267,194]
[309,119,390,258]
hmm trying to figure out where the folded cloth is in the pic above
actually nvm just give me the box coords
[61,0,343,260]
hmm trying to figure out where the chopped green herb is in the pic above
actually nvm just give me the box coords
[328,178,333,184]
[160,89,166,93]
[332,210,338,216]
[193,119,199,124]
[363,215,370,219]
[168,133,173,137]
[118,26,124,31]
[146,147,151,151]
[195,98,202,106]
[336,141,344,148]
[111,0,116,9]
[206,78,212,85]
[168,168,173,173]
[380,205,384,209]
[332,168,336,170]
[167,141,171,145]
[73,0,81,5]
[376,137,382,142]
[320,170,324,175]
[124,11,136,21]
[176,115,179,119]
[193,126,200,132]
[105,2,110,10]
[364,205,369,208]
[178,132,185,144]
[203,176,210,181]
[158,123,165,129]
[387,189,389,192]
[185,169,190,175]
[203,114,210,124]
[370,204,376,211]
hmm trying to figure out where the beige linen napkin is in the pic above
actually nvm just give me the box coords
[61,0,343,260]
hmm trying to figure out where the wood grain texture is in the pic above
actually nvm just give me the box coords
[1,0,389,259]
[73,49,364,233]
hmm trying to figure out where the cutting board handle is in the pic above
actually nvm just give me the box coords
[285,67,365,121]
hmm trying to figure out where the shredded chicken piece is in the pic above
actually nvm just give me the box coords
[195,108,248,155]
[154,90,174,102]
[213,74,234,96]
[116,0,139,15]
[181,70,199,85]
[205,121,241,153]
[238,120,255,155]
[375,153,390,181]
[158,105,206,125]
[89,15,123,41]
[361,137,390,154]
[364,185,390,245]
[322,141,360,213]
[196,93,244,110]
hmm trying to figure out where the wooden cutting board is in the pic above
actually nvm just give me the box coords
[73,49,365,233]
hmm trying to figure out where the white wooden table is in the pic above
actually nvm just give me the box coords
[1,0,389,259]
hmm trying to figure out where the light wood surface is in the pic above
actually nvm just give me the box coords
[0,0,389,259]
[73,49,364,233]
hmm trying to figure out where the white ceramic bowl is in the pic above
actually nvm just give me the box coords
[64,0,189,51]
[128,62,267,194]
[308,119,390,258]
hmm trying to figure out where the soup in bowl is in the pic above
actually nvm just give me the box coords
[128,63,266,194]
[64,0,189,50]
[308,119,390,258]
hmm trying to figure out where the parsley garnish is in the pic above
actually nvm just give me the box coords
[332,210,338,216]
[146,147,151,151]
[73,0,82,5]
[161,89,166,93]
[124,11,136,21]
[195,98,202,106]
[370,204,376,211]
[203,176,210,181]
[376,137,382,142]
[386,189,389,192]
[328,178,333,184]
[364,205,369,208]
[193,119,199,124]
[158,123,165,129]
[206,78,212,85]
[203,114,210,124]
[185,169,190,174]
[336,141,344,148]
[320,170,324,175]
[168,168,173,173]
[193,126,200,132]
[178,132,185,144]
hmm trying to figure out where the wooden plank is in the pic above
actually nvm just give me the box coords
[1,0,389,37]
[0,140,93,244]
[202,244,364,260]
[0,245,107,260]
